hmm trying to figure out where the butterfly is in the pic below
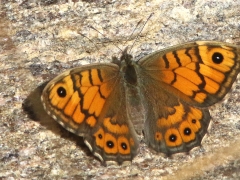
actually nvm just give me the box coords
[40,41,240,165]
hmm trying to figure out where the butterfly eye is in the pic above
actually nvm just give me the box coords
[57,87,67,97]
[212,52,224,64]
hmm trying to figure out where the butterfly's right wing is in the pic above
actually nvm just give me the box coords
[135,41,240,155]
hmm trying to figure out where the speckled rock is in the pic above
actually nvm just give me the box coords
[0,0,240,179]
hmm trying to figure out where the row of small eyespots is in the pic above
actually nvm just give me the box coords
[155,118,199,147]
[94,128,134,155]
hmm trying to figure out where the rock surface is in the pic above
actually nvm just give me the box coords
[0,0,240,179]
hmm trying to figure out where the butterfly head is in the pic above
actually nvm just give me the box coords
[120,47,133,65]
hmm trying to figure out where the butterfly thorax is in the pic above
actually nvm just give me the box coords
[119,49,138,86]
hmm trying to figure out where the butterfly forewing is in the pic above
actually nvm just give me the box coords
[138,41,240,107]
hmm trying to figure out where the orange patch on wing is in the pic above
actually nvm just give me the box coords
[157,103,185,127]
[164,52,180,69]
[64,91,80,116]
[203,76,220,94]
[118,136,130,154]
[173,75,199,96]
[83,86,99,109]
[86,116,97,127]
[89,92,105,116]
[199,64,225,83]
[194,92,207,103]
[90,69,102,85]
[72,104,85,124]
[175,67,202,85]
[103,118,129,134]
[155,132,163,141]
[94,128,105,148]
[80,71,91,86]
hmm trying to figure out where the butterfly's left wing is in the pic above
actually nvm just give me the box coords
[137,41,240,155]
[41,64,139,164]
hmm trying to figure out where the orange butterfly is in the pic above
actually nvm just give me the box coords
[37,41,240,165]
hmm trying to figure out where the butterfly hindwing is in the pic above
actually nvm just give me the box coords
[138,83,211,154]
[84,80,139,164]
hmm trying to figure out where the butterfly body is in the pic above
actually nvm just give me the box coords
[41,41,240,164]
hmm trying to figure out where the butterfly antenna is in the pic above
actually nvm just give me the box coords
[128,13,154,54]
[78,31,101,52]
[123,19,143,46]
[89,25,123,52]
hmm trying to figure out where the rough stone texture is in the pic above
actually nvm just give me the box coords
[0,0,240,179]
